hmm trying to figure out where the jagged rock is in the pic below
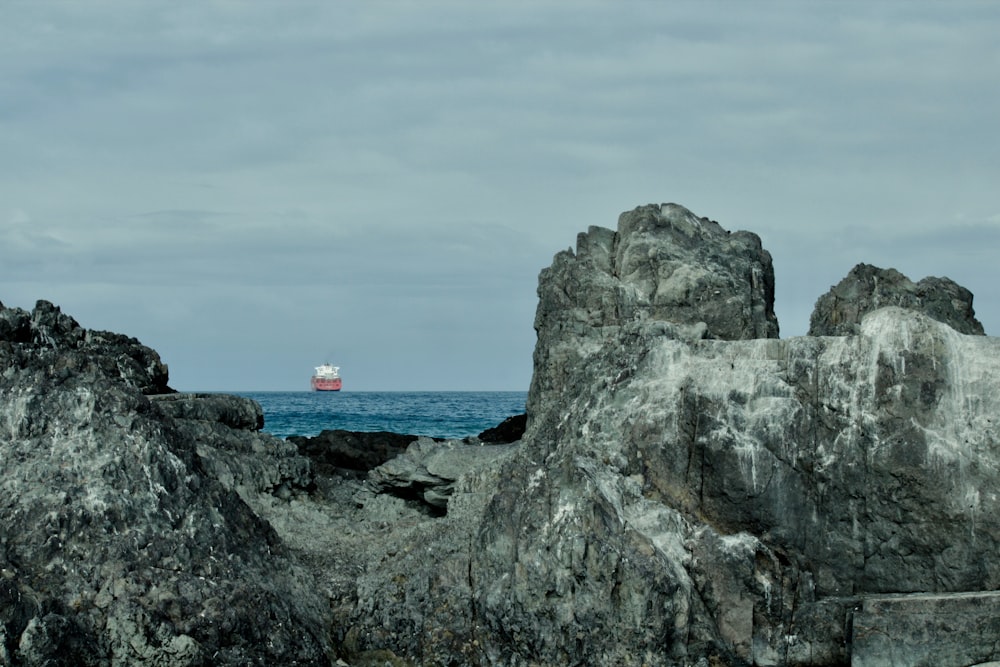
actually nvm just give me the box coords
[368,437,519,512]
[461,204,1000,665]
[1,300,171,394]
[473,302,1000,665]
[6,200,1000,666]
[809,262,985,336]
[289,429,427,475]
[150,393,313,499]
[151,392,264,431]
[0,302,331,665]
[477,412,526,444]
[529,202,778,423]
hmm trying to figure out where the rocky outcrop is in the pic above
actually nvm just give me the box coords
[288,429,428,476]
[529,203,778,423]
[369,437,519,513]
[4,200,999,667]
[809,262,985,336]
[472,304,1000,665]
[0,300,331,666]
[476,413,526,444]
[1,300,172,395]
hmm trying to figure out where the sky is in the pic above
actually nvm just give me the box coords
[2,2,998,391]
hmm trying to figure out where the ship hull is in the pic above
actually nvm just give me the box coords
[311,377,342,391]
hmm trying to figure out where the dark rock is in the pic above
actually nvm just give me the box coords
[289,429,427,475]
[1,300,171,394]
[809,262,985,336]
[851,591,1000,667]
[476,412,526,443]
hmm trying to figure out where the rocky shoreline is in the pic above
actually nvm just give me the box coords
[3,202,998,666]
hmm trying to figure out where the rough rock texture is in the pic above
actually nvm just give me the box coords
[809,262,985,336]
[530,203,778,422]
[288,429,429,476]
[4,201,1000,667]
[369,437,519,512]
[474,305,1000,665]
[1,299,171,394]
[465,205,1000,666]
[851,591,1000,667]
[0,300,331,666]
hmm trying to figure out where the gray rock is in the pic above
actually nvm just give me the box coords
[529,203,778,440]
[369,437,519,511]
[852,591,1000,667]
[475,303,1000,664]
[6,200,1000,666]
[1,300,170,394]
[0,302,331,665]
[464,205,1000,665]
[809,262,985,336]
[151,392,264,431]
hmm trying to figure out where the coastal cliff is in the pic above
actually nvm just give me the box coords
[2,202,999,666]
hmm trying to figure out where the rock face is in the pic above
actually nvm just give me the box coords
[530,203,778,422]
[0,300,331,666]
[4,201,999,667]
[466,205,1000,666]
[809,262,985,336]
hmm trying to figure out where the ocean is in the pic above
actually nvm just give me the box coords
[234,391,529,440]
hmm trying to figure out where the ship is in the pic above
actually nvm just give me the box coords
[311,363,342,391]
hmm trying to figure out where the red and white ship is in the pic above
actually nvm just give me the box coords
[311,363,342,391]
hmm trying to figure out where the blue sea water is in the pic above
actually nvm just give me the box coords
[234,391,529,440]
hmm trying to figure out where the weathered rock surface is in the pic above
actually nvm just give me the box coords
[4,200,1000,667]
[851,591,1000,667]
[369,437,519,512]
[288,429,428,476]
[1,300,331,666]
[809,262,985,336]
[530,203,778,422]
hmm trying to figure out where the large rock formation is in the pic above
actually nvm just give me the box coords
[530,203,778,420]
[0,300,331,666]
[809,262,985,336]
[3,201,999,667]
[466,204,1000,666]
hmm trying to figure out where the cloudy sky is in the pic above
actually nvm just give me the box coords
[2,2,998,391]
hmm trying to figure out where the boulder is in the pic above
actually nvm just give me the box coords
[464,205,1000,665]
[369,437,519,512]
[809,262,985,336]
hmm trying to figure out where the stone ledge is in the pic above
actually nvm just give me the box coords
[851,591,1000,667]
